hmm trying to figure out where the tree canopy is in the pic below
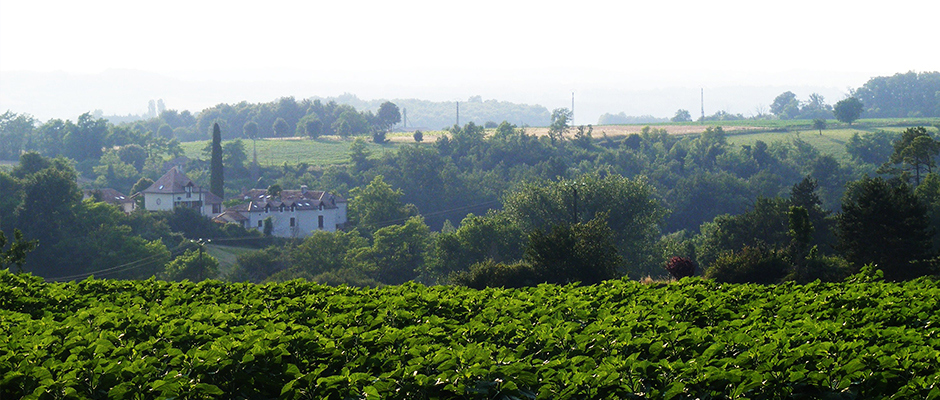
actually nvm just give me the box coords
[834,97,864,125]
[836,177,935,281]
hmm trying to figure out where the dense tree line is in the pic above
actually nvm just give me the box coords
[851,71,940,118]
[313,93,551,130]
[227,118,940,286]
[6,113,939,286]
[3,102,940,287]
[770,92,835,120]
[0,152,268,280]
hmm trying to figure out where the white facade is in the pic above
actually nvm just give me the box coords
[244,203,347,237]
[143,190,221,216]
[225,187,348,238]
[141,167,223,217]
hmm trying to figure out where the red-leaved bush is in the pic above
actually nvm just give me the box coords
[665,256,696,279]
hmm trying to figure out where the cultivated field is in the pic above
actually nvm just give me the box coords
[177,119,939,167]
[527,124,759,137]
[2,271,938,399]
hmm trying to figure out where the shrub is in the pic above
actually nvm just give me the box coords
[665,256,696,279]
[372,131,387,144]
[786,251,854,283]
[449,260,536,289]
[705,246,789,284]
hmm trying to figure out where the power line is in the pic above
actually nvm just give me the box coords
[47,242,192,282]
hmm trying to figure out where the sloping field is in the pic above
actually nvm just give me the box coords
[526,124,759,137]
[2,271,938,399]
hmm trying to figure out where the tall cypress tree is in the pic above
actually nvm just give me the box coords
[210,123,224,198]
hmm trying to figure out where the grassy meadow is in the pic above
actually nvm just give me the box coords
[179,133,444,167]
[204,244,257,277]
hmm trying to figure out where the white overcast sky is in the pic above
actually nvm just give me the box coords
[1,0,938,121]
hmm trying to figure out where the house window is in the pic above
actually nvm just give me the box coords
[212,204,221,214]
[185,186,192,198]
[318,215,324,229]
[290,217,296,227]
[258,220,263,228]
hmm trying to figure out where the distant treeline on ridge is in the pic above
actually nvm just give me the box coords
[107,94,551,142]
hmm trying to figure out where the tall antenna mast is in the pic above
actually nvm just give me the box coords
[571,91,575,126]
[700,88,705,123]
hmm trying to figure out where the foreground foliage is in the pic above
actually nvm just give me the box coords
[2,271,939,399]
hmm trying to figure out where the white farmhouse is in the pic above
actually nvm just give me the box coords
[141,167,224,217]
[215,185,347,238]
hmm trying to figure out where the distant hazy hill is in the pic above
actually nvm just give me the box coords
[314,94,550,130]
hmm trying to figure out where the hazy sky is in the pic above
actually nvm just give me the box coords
[2,0,938,122]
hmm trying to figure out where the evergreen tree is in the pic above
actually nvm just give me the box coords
[836,177,935,280]
[210,123,224,198]
[880,126,939,185]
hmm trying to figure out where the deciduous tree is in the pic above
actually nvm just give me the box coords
[348,175,416,234]
[163,247,219,281]
[273,117,291,137]
[353,216,430,284]
[547,108,571,145]
[671,109,692,122]
[525,216,622,285]
[834,97,864,125]
[0,228,38,272]
[503,173,666,275]
[812,118,826,135]
[376,101,401,132]
[771,91,800,119]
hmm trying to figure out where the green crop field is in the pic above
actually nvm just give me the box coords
[179,132,446,167]
[726,128,895,161]
[179,138,387,167]
[178,120,938,167]
[2,270,938,399]
[726,124,940,161]
[658,117,940,131]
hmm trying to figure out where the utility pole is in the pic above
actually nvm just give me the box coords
[456,101,460,127]
[571,91,575,126]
